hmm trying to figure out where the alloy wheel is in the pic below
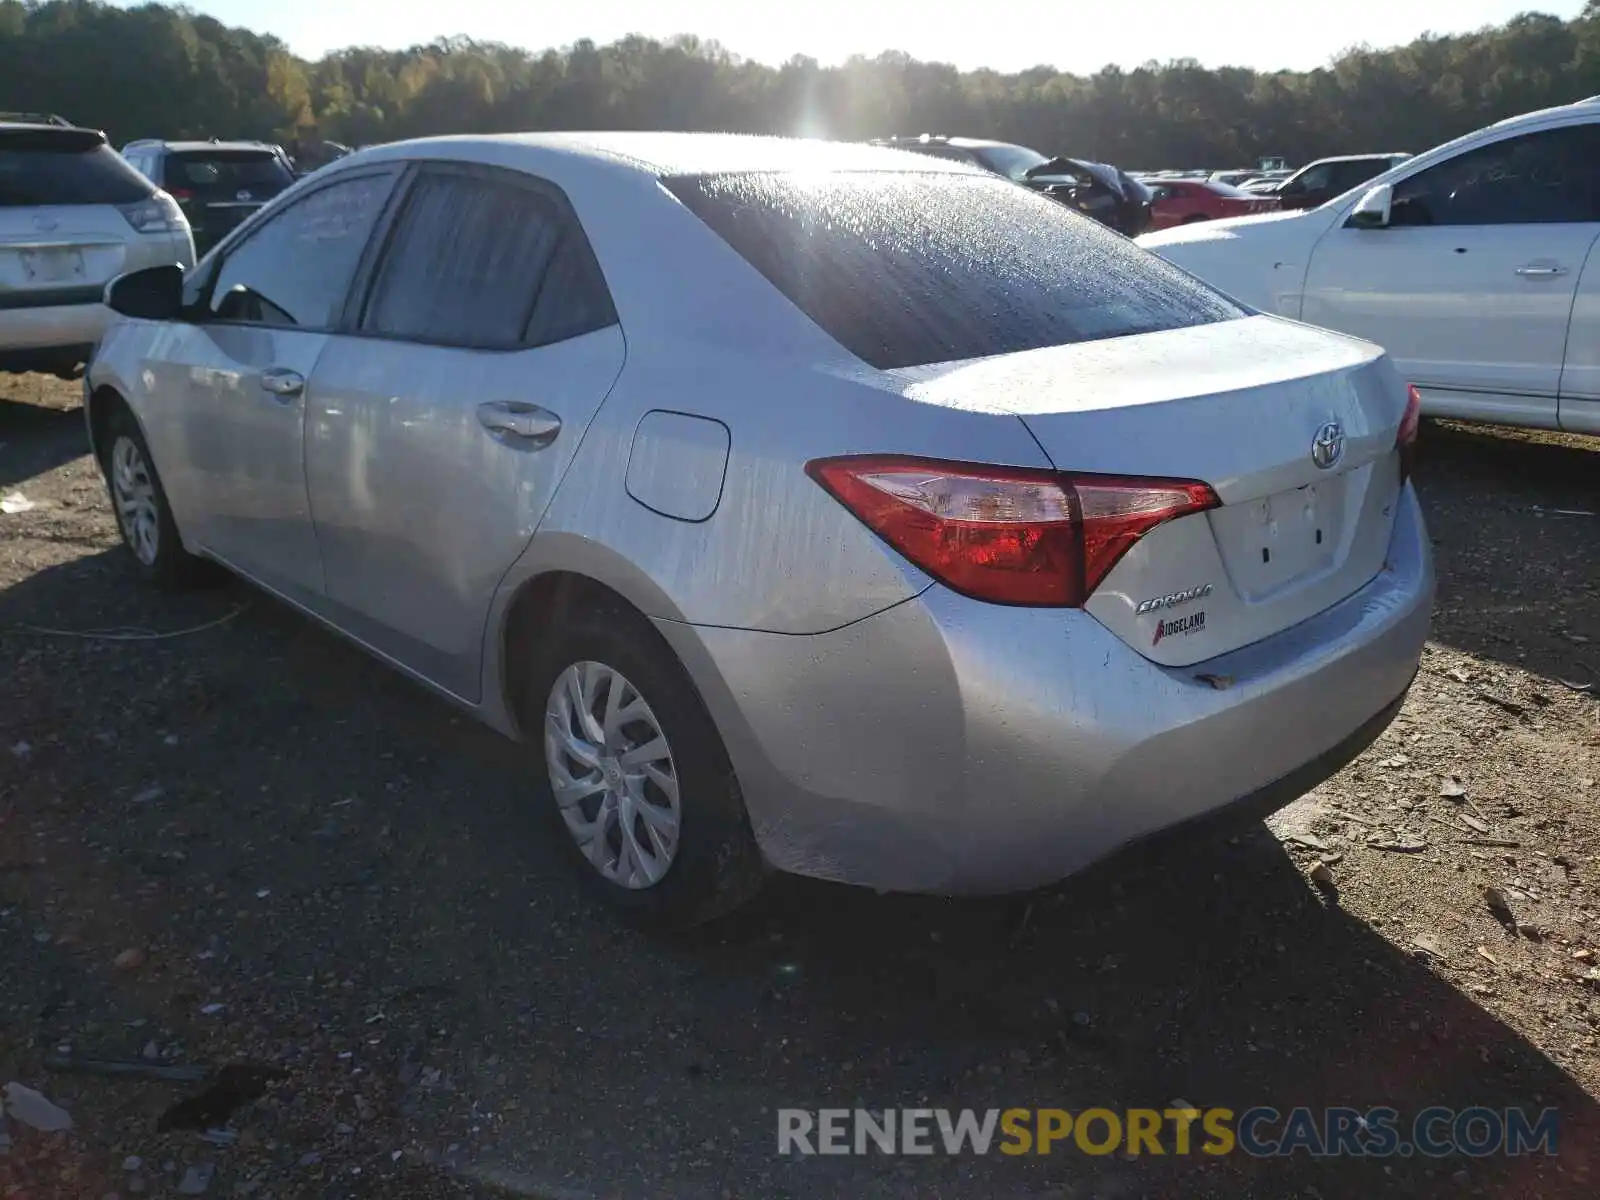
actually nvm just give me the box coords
[544,660,682,888]
[110,435,160,566]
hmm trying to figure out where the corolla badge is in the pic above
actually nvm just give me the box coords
[1311,421,1345,470]
[1135,583,1214,615]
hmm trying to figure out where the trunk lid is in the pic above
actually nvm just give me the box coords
[892,315,1410,666]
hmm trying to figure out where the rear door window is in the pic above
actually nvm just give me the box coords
[665,170,1245,370]
[168,150,295,201]
[360,168,616,349]
[0,129,152,207]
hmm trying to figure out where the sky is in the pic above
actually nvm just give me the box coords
[127,0,1589,74]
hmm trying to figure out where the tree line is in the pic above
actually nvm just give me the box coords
[2,0,1599,169]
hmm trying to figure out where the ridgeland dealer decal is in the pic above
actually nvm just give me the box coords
[1153,611,1205,646]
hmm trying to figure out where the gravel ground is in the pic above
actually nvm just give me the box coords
[1,374,1598,1200]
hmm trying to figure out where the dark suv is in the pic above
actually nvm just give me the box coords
[867,135,1152,236]
[1271,153,1411,210]
[119,139,298,254]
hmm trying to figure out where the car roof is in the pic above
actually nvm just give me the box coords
[1300,153,1410,165]
[156,141,283,154]
[351,131,985,179]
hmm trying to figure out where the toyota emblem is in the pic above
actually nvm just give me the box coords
[236,189,252,201]
[1311,421,1345,470]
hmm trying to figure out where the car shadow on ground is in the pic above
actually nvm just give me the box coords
[1415,419,1600,685]
[1,546,1596,1200]
[0,395,89,490]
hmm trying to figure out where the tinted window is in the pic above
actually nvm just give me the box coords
[169,150,295,200]
[1288,163,1332,194]
[1331,159,1388,192]
[665,171,1244,370]
[1390,126,1600,227]
[209,171,395,327]
[363,171,612,349]
[0,133,151,207]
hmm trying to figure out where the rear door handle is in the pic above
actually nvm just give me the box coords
[1515,264,1568,277]
[259,367,304,399]
[476,400,561,448]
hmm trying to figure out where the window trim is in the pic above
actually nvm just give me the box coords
[342,159,619,354]
[195,164,406,334]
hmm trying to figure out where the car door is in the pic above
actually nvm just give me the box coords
[303,162,626,700]
[1559,236,1600,434]
[1301,123,1600,426]
[141,167,402,605]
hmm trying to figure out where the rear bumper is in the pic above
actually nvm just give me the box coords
[0,301,110,356]
[660,484,1434,894]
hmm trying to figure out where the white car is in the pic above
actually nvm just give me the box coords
[1139,98,1600,436]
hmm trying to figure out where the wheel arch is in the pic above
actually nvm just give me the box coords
[490,533,696,741]
[85,382,134,468]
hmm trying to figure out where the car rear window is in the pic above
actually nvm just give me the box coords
[169,150,294,199]
[0,129,152,207]
[664,171,1245,370]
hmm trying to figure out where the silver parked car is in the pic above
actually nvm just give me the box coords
[86,133,1434,926]
[1,117,193,378]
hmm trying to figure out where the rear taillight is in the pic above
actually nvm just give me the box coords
[805,455,1219,607]
[1397,384,1422,485]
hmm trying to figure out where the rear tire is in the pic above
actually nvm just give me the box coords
[523,596,766,929]
[101,405,216,590]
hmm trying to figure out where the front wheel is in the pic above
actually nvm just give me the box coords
[525,599,766,928]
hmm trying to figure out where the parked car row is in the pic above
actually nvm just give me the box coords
[8,96,1595,926]
[867,135,1155,236]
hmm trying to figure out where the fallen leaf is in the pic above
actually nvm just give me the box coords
[1413,933,1444,957]
[1459,813,1490,834]
[1378,755,1411,770]
[1476,946,1499,965]
[1440,776,1468,799]
[0,492,35,515]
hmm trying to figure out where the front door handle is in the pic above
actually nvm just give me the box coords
[476,400,561,448]
[259,367,305,399]
[1515,264,1568,278]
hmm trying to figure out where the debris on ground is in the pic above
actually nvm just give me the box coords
[3,1081,73,1132]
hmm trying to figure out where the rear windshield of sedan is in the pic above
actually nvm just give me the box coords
[0,131,152,207]
[664,170,1246,370]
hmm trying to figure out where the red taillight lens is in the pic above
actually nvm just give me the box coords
[1397,384,1422,485]
[806,455,1219,607]
[168,188,193,201]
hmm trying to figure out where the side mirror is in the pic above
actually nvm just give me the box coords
[104,264,185,320]
[1347,183,1393,229]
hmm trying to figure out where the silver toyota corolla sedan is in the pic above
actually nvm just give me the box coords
[85,132,1434,927]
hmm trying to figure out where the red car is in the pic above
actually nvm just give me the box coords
[1146,179,1280,229]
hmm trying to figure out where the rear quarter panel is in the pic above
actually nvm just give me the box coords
[521,342,1055,634]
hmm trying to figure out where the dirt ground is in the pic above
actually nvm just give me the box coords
[1,372,1598,1200]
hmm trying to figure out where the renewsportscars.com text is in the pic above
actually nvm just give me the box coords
[777,1106,1559,1158]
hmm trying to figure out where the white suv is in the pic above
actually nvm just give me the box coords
[1139,99,1600,436]
[1,116,193,378]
